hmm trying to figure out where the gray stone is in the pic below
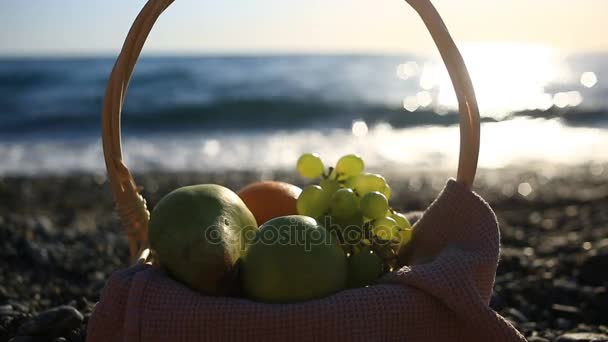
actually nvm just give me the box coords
[9,337,48,342]
[580,253,608,286]
[555,318,573,330]
[527,337,550,342]
[505,307,529,323]
[34,216,55,237]
[0,326,7,341]
[17,305,83,337]
[24,242,50,266]
[8,302,28,313]
[555,332,608,342]
[0,304,20,316]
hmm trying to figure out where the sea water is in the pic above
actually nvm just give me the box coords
[0,47,606,175]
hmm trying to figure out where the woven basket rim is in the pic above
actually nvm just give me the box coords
[100,0,481,262]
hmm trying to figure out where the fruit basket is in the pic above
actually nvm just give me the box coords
[88,0,526,340]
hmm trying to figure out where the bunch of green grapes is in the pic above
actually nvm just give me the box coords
[296,153,413,287]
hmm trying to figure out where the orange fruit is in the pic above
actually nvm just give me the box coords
[237,181,302,225]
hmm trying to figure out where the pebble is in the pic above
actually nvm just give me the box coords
[0,326,7,341]
[17,306,83,337]
[555,332,608,342]
[555,318,574,330]
[580,254,608,286]
[9,337,49,342]
[34,216,55,238]
[505,308,529,323]
[527,337,550,342]
[0,285,8,300]
[552,304,582,319]
[24,242,51,266]
[0,305,20,316]
[8,302,28,313]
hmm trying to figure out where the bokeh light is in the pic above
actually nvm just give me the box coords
[518,182,533,197]
[402,96,419,112]
[201,139,221,157]
[416,91,433,107]
[351,120,369,137]
[580,71,598,88]
[553,91,583,108]
[396,62,419,80]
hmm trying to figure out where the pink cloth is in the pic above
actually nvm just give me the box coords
[88,179,526,341]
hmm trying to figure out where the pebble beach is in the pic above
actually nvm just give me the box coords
[1,165,607,341]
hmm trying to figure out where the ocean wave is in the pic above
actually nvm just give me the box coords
[0,97,488,136]
[0,55,607,138]
[2,96,608,137]
[512,108,608,127]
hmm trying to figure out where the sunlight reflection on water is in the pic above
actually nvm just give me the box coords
[398,43,599,118]
[421,43,562,117]
[2,117,606,175]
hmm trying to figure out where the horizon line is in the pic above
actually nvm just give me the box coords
[0,48,420,59]
[2,46,608,60]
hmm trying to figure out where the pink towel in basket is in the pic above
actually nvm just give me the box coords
[87,179,526,341]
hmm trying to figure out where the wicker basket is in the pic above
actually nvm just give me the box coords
[102,0,480,263]
[87,3,533,341]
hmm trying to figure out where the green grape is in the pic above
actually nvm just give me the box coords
[372,217,399,241]
[347,246,383,288]
[319,213,363,232]
[343,177,356,190]
[329,188,360,219]
[297,185,329,218]
[316,214,334,231]
[380,183,392,199]
[296,153,325,179]
[360,192,389,220]
[335,211,364,229]
[336,212,364,247]
[344,173,387,196]
[320,178,341,197]
[391,212,412,229]
[335,154,365,179]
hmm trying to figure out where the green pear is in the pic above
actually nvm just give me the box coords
[148,184,257,296]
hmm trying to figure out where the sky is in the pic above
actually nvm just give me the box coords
[1,0,607,56]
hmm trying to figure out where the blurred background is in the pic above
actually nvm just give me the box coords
[1,0,606,176]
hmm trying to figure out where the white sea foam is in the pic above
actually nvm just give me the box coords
[1,118,606,176]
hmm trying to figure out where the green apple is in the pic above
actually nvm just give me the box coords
[242,215,347,303]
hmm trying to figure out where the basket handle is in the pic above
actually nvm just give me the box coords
[405,0,480,190]
[101,0,480,261]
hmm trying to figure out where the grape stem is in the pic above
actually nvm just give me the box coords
[324,167,337,180]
